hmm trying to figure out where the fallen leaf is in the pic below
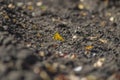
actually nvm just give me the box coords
[85,45,94,51]
[53,32,64,41]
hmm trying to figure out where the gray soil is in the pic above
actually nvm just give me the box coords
[0,0,120,80]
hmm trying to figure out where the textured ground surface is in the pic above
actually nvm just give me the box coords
[0,0,120,80]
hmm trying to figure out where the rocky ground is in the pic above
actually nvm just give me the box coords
[0,0,120,80]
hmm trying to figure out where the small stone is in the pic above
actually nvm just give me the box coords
[33,67,40,74]
[106,12,112,16]
[45,63,57,73]
[17,2,23,7]
[72,35,77,39]
[27,5,34,10]
[8,4,15,9]
[27,2,32,5]
[4,15,9,19]
[88,36,97,40]
[36,33,41,38]
[39,51,45,57]
[110,17,114,22]
[78,4,84,9]
[81,75,97,80]
[26,43,31,47]
[59,65,66,70]
[36,2,42,6]
[68,75,80,80]
[86,75,97,80]
[81,77,87,80]
[70,54,77,59]
[73,66,82,72]
[93,58,105,68]
[32,12,36,16]
[80,11,87,16]
[3,26,8,30]
[80,0,84,2]
[100,21,106,27]
[99,39,107,43]
[58,51,64,57]
[40,71,51,80]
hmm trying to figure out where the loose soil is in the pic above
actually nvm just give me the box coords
[0,0,120,80]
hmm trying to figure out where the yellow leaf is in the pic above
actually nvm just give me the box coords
[53,32,64,41]
[85,45,94,51]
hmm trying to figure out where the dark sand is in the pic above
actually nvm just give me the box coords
[0,0,120,80]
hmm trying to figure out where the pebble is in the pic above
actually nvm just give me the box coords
[3,25,8,30]
[45,63,57,73]
[39,51,45,57]
[110,17,114,22]
[68,75,80,80]
[8,4,15,9]
[81,75,97,80]
[27,2,32,5]
[27,5,34,10]
[36,2,42,6]
[58,51,64,56]
[93,58,105,68]
[99,39,107,43]
[78,4,84,9]
[70,54,77,59]
[17,2,24,7]
[72,35,77,39]
[26,43,32,47]
[40,71,51,80]
[73,66,82,72]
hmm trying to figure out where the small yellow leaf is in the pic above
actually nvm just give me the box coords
[53,32,64,41]
[85,45,94,51]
